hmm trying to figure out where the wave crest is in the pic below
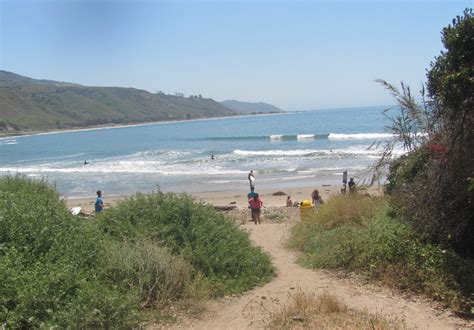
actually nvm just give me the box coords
[328,133,393,140]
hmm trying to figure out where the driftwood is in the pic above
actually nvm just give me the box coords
[272,191,286,196]
[214,205,237,211]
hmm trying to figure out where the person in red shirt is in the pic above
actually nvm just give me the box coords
[248,193,263,225]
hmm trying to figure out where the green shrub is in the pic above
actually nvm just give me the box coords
[2,177,269,327]
[379,10,474,255]
[0,176,139,328]
[385,148,429,195]
[0,177,274,326]
[99,192,275,295]
[102,239,210,308]
[0,176,72,260]
[289,195,474,311]
[289,195,386,252]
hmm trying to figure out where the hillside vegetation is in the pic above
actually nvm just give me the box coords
[0,71,236,134]
[220,99,283,114]
[0,176,274,328]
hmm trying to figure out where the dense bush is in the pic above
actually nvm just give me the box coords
[0,177,274,327]
[98,192,275,295]
[102,239,209,309]
[289,195,474,311]
[0,176,138,328]
[379,9,474,255]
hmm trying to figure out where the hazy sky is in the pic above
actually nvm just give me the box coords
[0,0,471,110]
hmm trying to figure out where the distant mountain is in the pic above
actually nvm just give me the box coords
[0,70,79,87]
[0,71,237,134]
[220,100,283,114]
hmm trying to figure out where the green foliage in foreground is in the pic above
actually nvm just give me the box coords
[0,177,274,328]
[98,193,275,295]
[289,195,474,311]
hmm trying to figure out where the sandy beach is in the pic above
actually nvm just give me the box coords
[65,184,382,215]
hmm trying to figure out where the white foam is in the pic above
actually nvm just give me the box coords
[233,147,386,158]
[0,163,246,176]
[0,139,18,145]
[269,135,283,139]
[233,149,319,157]
[328,133,394,140]
[297,134,314,140]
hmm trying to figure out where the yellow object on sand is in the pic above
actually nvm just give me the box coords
[299,199,314,221]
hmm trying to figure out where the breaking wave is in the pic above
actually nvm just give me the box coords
[198,132,393,142]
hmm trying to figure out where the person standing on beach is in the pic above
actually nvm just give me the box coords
[248,170,255,189]
[342,170,347,194]
[95,190,104,213]
[311,189,324,207]
[248,193,263,224]
[348,178,356,194]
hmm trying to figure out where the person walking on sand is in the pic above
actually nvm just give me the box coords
[311,189,324,207]
[248,193,263,224]
[95,190,104,213]
[248,170,255,189]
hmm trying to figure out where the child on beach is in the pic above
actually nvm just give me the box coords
[311,189,324,207]
[286,196,293,207]
[248,193,263,224]
[247,187,257,200]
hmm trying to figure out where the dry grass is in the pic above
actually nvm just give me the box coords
[266,289,405,329]
[314,195,386,229]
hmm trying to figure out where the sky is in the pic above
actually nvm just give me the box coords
[0,0,472,110]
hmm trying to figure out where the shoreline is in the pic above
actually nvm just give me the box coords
[0,111,287,139]
[66,185,383,214]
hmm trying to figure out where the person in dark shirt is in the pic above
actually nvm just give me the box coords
[348,178,356,193]
[95,190,104,213]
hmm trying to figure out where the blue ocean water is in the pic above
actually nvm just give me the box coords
[0,106,397,197]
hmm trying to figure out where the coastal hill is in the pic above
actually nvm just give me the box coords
[0,70,80,88]
[220,99,283,114]
[0,71,237,134]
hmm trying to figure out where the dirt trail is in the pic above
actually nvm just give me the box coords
[166,222,468,329]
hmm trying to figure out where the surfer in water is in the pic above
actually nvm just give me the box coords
[248,170,255,189]
[84,160,89,165]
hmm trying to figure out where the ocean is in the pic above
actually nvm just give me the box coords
[0,106,399,197]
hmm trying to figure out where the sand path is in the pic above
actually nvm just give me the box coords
[165,221,467,329]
